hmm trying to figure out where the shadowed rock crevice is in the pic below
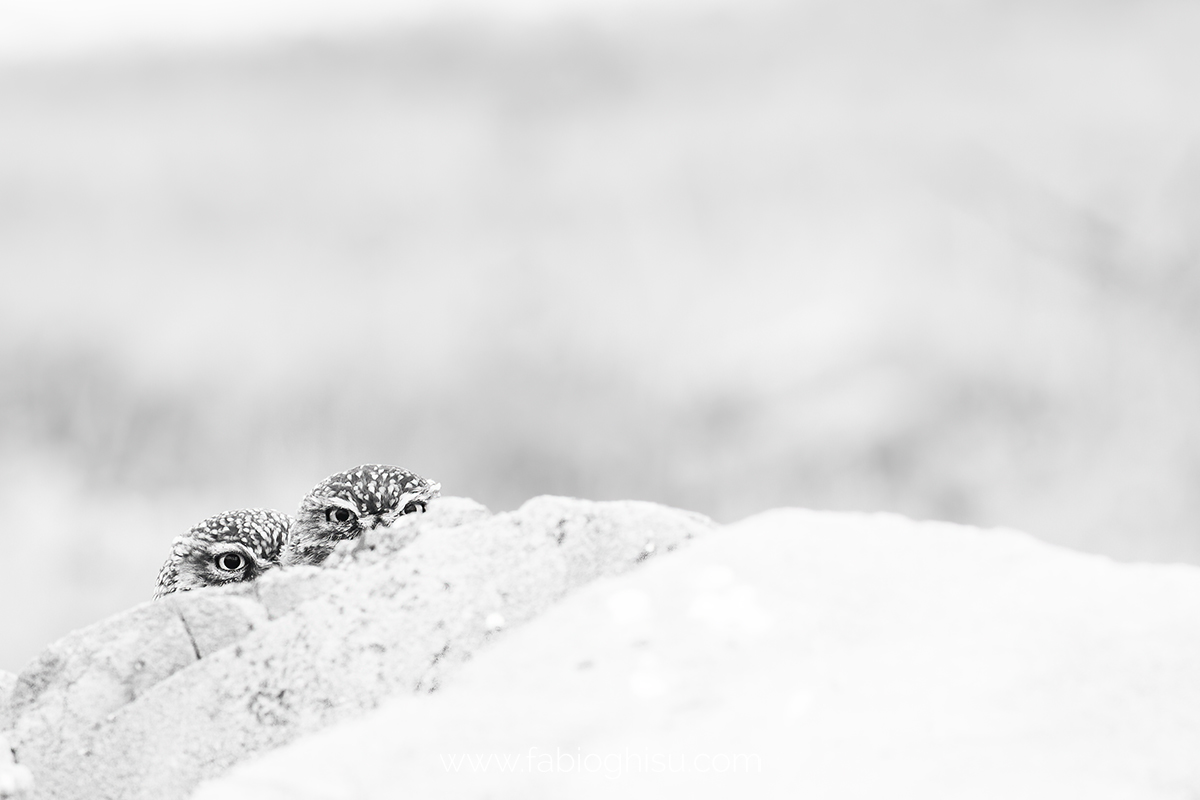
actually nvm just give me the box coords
[175,614,201,662]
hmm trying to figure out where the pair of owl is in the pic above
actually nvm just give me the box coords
[153,464,441,599]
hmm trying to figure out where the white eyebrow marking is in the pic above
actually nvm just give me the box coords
[317,495,362,515]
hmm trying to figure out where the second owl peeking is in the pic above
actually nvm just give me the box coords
[153,464,441,599]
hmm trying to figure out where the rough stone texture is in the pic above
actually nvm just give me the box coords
[0,671,15,800]
[0,729,34,799]
[0,671,13,727]
[4,602,197,741]
[6,496,713,800]
[0,673,29,798]
[172,594,270,660]
[197,509,1200,800]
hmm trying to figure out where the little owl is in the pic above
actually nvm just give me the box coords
[282,464,440,567]
[154,508,291,599]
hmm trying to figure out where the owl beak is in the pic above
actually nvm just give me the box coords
[364,514,388,530]
[376,509,403,529]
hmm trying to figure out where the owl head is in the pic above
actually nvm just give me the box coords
[283,464,441,567]
[154,508,291,599]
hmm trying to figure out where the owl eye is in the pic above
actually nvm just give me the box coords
[215,552,247,572]
[402,500,427,515]
[326,507,354,524]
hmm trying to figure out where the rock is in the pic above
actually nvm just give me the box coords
[0,672,17,799]
[5,602,197,752]
[195,509,1200,800]
[0,728,34,800]
[0,672,27,799]
[7,496,713,800]
[0,671,13,727]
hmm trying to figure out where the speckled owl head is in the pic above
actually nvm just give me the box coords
[283,464,441,567]
[154,508,292,599]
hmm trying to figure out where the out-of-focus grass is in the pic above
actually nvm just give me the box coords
[2,0,1200,671]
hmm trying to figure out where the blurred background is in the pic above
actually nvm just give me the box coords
[2,0,1199,673]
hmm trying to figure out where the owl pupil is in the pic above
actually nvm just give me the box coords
[402,500,427,515]
[331,508,353,523]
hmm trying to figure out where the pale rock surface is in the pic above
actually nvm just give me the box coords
[0,672,21,799]
[0,671,13,724]
[0,727,33,800]
[1,670,33,800]
[5,497,713,800]
[196,509,1200,800]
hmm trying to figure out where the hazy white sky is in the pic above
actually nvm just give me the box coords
[0,0,694,61]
